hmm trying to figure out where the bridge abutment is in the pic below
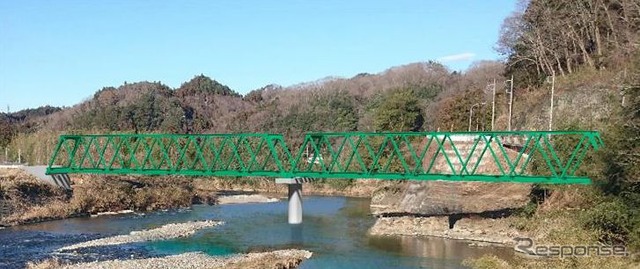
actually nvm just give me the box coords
[276,177,314,224]
[0,165,72,190]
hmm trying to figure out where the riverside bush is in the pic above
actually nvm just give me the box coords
[580,198,634,245]
[0,171,197,225]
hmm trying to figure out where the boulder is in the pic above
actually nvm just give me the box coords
[370,181,532,216]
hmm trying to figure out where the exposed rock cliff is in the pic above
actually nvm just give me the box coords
[370,138,532,216]
[370,181,531,216]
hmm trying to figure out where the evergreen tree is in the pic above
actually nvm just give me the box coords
[373,88,423,132]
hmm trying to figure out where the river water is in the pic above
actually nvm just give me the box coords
[0,196,513,268]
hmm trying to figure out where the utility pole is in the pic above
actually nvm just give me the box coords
[505,75,514,131]
[486,79,496,131]
[549,72,555,132]
[469,104,478,132]
[468,103,484,132]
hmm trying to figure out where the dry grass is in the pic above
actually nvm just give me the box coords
[537,186,601,212]
[0,169,68,211]
[25,257,64,269]
[71,176,194,212]
[509,202,599,246]
[1,170,197,225]
[4,200,82,224]
[464,254,638,269]
[1,169,71,225]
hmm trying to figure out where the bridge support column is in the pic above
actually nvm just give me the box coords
[287,183,303,224]
[276,177,313,224]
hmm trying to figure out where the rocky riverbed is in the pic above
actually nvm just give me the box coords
[41,249,313,269]
[59,220,222,251]
[368,180,532,246]
[25,220,314,269]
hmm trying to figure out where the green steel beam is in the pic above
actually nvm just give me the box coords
[46,131,604,184]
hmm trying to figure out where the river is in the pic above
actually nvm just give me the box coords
[0,196,513,268]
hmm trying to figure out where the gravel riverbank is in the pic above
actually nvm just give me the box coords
[58,220,222,251]
[58,249,313,269]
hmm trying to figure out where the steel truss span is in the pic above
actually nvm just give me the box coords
[46,131,603,184]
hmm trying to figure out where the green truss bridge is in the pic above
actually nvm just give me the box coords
[45,131,603,185]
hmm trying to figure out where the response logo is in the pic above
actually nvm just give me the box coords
[514,237,628,258]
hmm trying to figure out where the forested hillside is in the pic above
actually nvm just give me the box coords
[0,106,61,147]
[475,1,640,267]
[1,60,506,149]
[499,0,639,86]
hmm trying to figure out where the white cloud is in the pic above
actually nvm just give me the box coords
[437,52,476,62]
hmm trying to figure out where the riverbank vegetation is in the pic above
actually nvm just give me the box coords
[0,169,207,225]
[459,0,640,267]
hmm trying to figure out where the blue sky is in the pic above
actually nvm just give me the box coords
[0,1,516,111]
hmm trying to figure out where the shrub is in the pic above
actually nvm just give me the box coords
[312,178,354,190]
[580,198,633,245]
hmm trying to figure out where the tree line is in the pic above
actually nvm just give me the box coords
[498,0,640,86]
[1,61,511,153]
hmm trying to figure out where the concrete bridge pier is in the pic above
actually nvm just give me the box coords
[276,177,314,224]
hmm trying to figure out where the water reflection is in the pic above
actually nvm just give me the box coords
[290,224,303,245]
[369,235,513,267]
